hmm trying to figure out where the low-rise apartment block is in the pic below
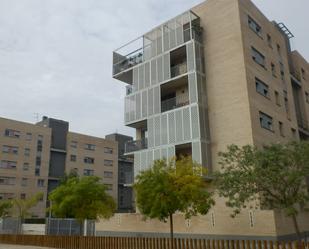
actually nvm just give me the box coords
[0,116,119,217]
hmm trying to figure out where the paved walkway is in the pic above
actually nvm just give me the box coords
[0,244,53,249]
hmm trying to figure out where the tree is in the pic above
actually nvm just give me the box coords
[49,176,116,234]
[215,142,309,240]
[134,157,214,242]
[12,192,43,233]
[0,200,13,218]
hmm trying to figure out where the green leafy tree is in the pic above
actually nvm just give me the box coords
[49,176,116,234]
[12,192,43,233]
[215,142,309,240]
[134,157,214,241]
[0,200,13,218]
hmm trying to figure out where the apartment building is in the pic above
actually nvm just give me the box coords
[105,133,134,213]
[107,0,309,240]
[0,116,118,217]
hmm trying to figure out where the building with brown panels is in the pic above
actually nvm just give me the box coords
[0,116,119,218]
[108,0,309,240]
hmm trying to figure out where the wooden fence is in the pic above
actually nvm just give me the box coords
[0,234,308,249]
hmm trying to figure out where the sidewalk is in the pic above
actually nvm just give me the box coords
[0,244,53,249]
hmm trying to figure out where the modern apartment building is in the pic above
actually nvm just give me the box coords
[105,133,134,213]
[0,116,118,218]
[109,0,309,239]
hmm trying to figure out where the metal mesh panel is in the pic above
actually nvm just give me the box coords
[139,64,145,90]
[195,42,202,73]
[141,151,147,172]
[161,114,168,145]
[167,146,175,161]
[192,141,201,164]
[199,106,206,140]
[153,86,160,114]
[135,93,141,120]
[157,56,163,83]
[142,90,147,118]
[124,97,130,123]
[133,67,139,90]
[148,88,154,116]
[157,35,163,55]
[129,95,136,122]
[168,112,176,143]
[163,53,170,81]
[170,29,176,50]
[200,141,209,169]
[191,105,200,139]
[151,39,157,58]
[147,118,154,148]
[163,25,170,52]
[145,62,150,88]
[147,150,154,169]
[154,149,161,160]
[186,42,195,72]
[151,59,157,85]
[154,116,161,147]
[134,152,141,177]
[183,107,191,141]
[189,73,197,103]
[161,147,168,160]
[176,16,184,46]
[175,110,183,143]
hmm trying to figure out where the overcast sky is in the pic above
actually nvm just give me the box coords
[0,0,308,138]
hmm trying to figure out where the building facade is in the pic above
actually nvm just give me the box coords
[0,116,118,217]
[109,0,309,239]
[106,133,134,213]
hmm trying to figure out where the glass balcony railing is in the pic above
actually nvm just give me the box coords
[161,94,189,113]
[171,62,187,78]
[125,138,148,153]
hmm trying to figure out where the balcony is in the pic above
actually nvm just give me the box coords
[161,94,189,113]
[125,138,148,154]
[171,62,187,78]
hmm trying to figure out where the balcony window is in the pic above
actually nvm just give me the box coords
[255,78,269,98]
[104,171,113,178]
[83,169,94,176]
[23,163,29,171]
[70,155,77,162]
[125,138,148,153]
[271,63,276,77]
[26,133,32,141]
[84,144,96,151]
[267,34,272,48]
[104,147,113,154]
[259,112,273,131]
[0,177,16,185]
[70,141,78,148]
[24,148,30,156]
[84,157,94,164]
[4,129,20,138]
[275,91,280,106]
[104,160,113,166]
[0,160,17,170]
[251,47,265,68]
[2,145,18,155]
[248,16,262,36]
[37,179,45,187]
[170,46,187,78]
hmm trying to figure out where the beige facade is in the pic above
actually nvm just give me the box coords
[110,0,309,240]
[0,116,118,218]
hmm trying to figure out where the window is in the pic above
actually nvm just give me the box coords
[271,63,276,77]
[305,92,309,104]
[274,91,280,106]
[70,155,77,162]
[38,135,43,141]
[83,169,94,176]
[35,168,40,176]
[23,163,29,171]
[255,78,269,98]
[277,44,281,56]
[279,122,284,137]
[251,47,265,68]
[267,34,272,48]
[21,178,28,186]
[259,112,273,131]
[37,179,45,187]
[84,157,94,164]
[249,211,254,228]
[291,128,297,139]
[24,148,30,156]
[104,160,113,167]
[284,91,290,116]
[248,16,262,36]
[36,157,41,166]
[70,141,78,148]
[0,177,16,185]
[104,171,113,178]
[279,62,285,80]
[4,129,20,138]
[26,133,32,141]
[104,147,113,154]
[2,145,18,154]
[302,68,306,80]
[84,144,96,151]
[20,193,26,200]
[37,140,43,152]
[0,193,14,200]
[0,160,17,170]
[104,184,113,191]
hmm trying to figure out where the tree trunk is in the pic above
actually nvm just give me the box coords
[291,214,301,243]
[169,213,174,249]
